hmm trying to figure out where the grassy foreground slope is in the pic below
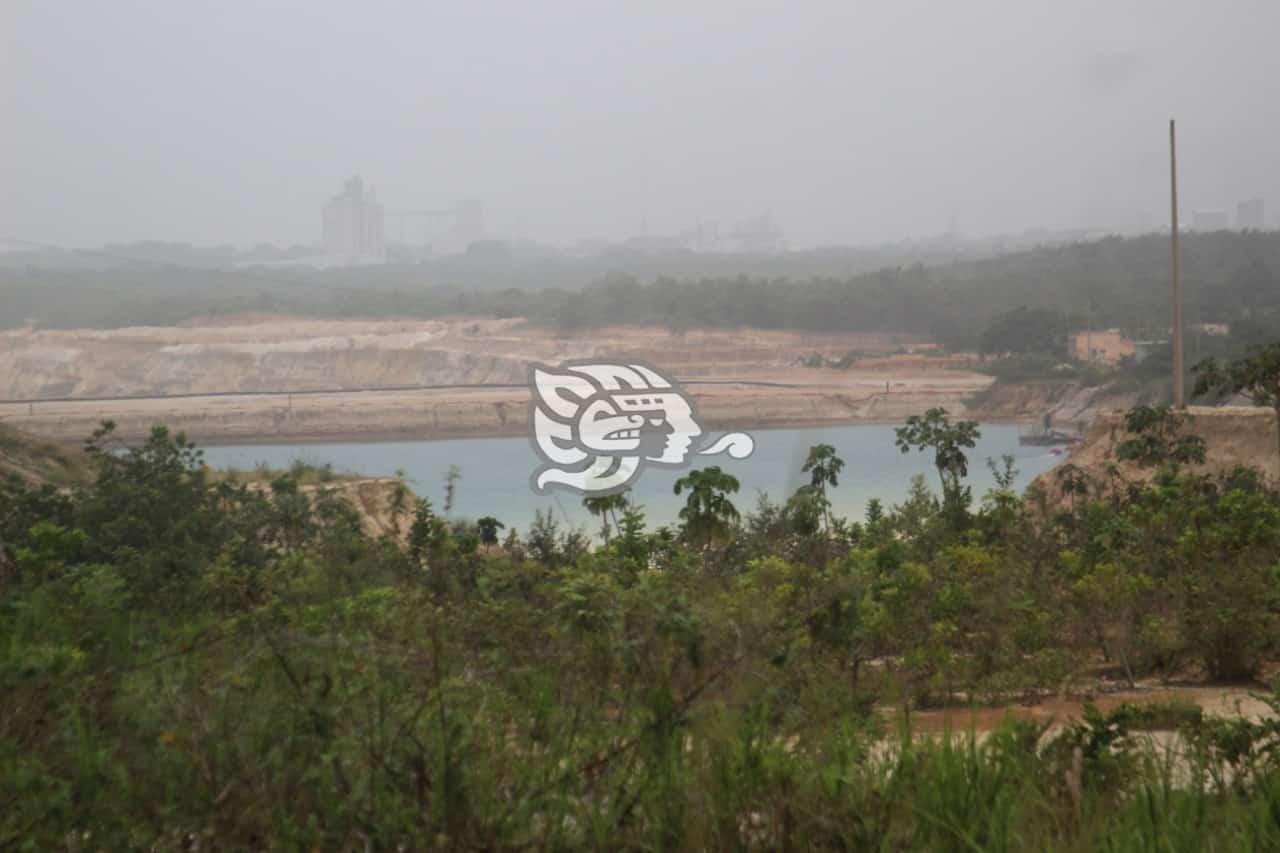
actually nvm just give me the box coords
[2,410,1280,848]
[0,423,89,486]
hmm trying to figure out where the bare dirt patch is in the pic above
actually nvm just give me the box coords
[0,316,994,444]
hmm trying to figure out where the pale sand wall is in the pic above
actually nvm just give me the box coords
[0,316,994,445]
[1031,405,1280,499]
[0,385,982,445]
[0,317,918,399]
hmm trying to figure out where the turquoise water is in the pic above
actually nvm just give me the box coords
[202,424,1062,534]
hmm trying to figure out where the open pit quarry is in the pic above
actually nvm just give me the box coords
[0,316,997,445]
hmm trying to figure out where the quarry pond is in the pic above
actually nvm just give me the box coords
[203,423,1063,533]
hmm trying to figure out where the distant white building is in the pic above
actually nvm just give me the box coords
[1236,198,1265,230]
[1191,209,1230,231]
[323,176,385,260]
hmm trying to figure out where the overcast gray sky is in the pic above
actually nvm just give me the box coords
[3,0,1277,249]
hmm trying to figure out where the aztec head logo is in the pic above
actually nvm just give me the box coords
[528,361,754,496]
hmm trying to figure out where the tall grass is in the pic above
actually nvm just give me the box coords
[6,591,1277,850]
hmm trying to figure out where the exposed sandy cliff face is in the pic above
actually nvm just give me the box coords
[307,478,413,543]
[0,317,920,399]
[1031,405,1280,499]
[0,319,528,398]
[965,380,1145,433]
[0,317,995,444]
[0,381,986,446]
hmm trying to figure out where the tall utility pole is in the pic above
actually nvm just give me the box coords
[1170,119,1185,408]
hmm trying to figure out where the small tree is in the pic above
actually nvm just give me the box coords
[78,421,220,603]
[1194,342,1280,465]
[1055,463,1091,513]
[476,516,505,547]
[443,465,462,515]
[525,509,562,566]
[673,466,741,550]
[801,443,844,532]
[615,502,650,565]
[385,468,411,536]
[895,408,980,524]
[407,498,450,576]
[783,486,825,538]
[583,492,629,543]
[1114,405,1206,469]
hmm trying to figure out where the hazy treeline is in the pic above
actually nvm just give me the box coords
[0,229,1105,279]
[2,232,1277,342]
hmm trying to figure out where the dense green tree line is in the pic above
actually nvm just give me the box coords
[3,399,1280,847]
[3,232,1278,345]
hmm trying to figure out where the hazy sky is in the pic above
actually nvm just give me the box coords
[3,1,1277,249]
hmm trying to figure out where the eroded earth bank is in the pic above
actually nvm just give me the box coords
[0,316,995,444]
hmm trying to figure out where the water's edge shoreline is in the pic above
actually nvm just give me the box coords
[9,388,1029,448]
[144,414,1029,448]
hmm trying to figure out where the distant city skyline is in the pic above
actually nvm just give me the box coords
[4,2,1279,250]
[2,201,1273,259]
[5,175,1275,254]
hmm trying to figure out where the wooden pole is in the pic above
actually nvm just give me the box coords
[1170,119,1185,408]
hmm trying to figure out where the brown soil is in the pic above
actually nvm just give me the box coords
[308,478,412,543]
[964,379,1144,432]
[893,683,1275,735]
[1030,405,1280,502]
[0,317,996,444]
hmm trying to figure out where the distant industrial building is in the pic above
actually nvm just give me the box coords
[323,176,385,260]
[1236,197,1265,230]
[615,216,786,255]
[452,199,486,248]
[384,199,485,255]
[729,214,786,253]
[1191,209,1230,231]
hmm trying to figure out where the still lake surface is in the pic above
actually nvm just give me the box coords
[203,424,1062,534]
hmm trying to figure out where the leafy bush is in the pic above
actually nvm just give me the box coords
[2,416,1280,847]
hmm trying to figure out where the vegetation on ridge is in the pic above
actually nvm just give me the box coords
[4,232,1278,345]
